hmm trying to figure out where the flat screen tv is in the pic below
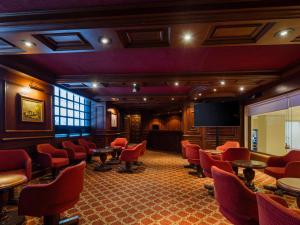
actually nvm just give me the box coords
[194,101,240,127]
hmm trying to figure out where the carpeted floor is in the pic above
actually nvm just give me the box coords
[20,150,297,225]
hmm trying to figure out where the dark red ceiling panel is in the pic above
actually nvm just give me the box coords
[9,45,300,75]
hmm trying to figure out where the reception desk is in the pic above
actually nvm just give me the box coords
[147,130,183,152]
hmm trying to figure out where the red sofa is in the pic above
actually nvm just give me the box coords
[264,150,300,179]
[37,144,69,177]
[212,166,259,225]
[256,192,300,225]
[62,140,87,162]
[19,161,86,225]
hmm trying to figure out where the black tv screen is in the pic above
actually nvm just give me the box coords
[194,101,240,127]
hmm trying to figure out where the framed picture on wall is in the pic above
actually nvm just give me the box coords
[111,113,117,128]
[20,96,44,123]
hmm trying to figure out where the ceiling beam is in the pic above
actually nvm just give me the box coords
[1,1,300,32]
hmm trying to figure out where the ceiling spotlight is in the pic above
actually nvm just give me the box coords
[99,36,111,45]
[132,83,140,93]
[22,40,35,47]
[174,81,179,86]
[143,97,147,102]
[213,88,217,92]
[198,93,202,96]
[275,28,294,38]
[92,82,98,88]
[194,97,197,101]
[239,86,245,92]
[183,32,193,43]
[220,80,226,86]
[171,97,175,101]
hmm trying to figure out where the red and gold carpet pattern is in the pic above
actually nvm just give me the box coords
[22,150,297,225]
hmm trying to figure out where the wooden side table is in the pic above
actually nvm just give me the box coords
[0,173,27,225]
[93,148,114,172]
[277,178,300,208]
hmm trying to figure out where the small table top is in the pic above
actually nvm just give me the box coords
[203,149,223,155]
[233,160,267,169]
[0,173,27,190]
[93,147,114,154]
[277,178,300,194]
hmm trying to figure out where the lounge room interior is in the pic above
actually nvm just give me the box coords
[1,1,300,225]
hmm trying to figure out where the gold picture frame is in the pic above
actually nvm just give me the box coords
[111,113,117,128]
[20,96,44,123]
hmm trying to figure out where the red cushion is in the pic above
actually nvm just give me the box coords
[74,152,86,160]
[264,167,285,179]
[52,158,69,168]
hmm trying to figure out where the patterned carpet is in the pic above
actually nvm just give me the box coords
[19,150,298,225]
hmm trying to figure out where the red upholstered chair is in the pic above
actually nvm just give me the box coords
[185,144,204,177]
[19,161,86,225]
[62,140,87,162]
[110,138,128,150]
[221,147,250,174]
[211,166,259,225]
[199,150,233,194]
[78,138,97,162]
[0,149,32,201]
[118,143,143,173]
[217,141,240,152]
[264,150,300,179]
[181,140,190,159]
[134,140,147,166]
[37,144,69,177]
[256,193,300,225]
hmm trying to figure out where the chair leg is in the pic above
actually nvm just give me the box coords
[189,165,205,178]
[204,184,214,196]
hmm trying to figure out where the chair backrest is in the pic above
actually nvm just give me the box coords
[212,166,258,225]
[112,138,128,147]
[221,147,250,162]
[199,151,233,178]
[181,140,190,158]
[217,141,240,151]
[140,140,147,156]
[284,150,300,163]
[185,144,200,160]
[0,149,30,172]
[37,143,57,154]
[256,193,300,225]
[19,161,86,217]
[120,143,143,161]
[62,140,76,150]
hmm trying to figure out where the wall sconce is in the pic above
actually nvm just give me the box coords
[29,82,44,92]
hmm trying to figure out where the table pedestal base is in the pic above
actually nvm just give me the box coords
[243,168,257,192]
[94,164,112,172]
[106,159,120,165]
[0,210,24,225]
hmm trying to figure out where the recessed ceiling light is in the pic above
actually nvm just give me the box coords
[275,28,294,38]
[198,93,202,96]
[171,97,175,101]
[194,97,197,101]
[213,88,217,92]
[99,36,111,45]
[22,40,35,47]
[143,97,147,102]
[174,81,179,86]
[239,86,245,92]
[220,80,226,86]
[183,32,193,43]
[133,83,137,87]
[92,82,98,88]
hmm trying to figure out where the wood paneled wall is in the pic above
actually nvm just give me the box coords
[0,65,55,153]
[183,103,241,149]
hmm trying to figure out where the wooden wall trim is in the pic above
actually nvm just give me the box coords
[1,135,54,141]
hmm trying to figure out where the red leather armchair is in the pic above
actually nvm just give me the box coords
[181,140,190,159]
[110,138,128,150]
[118,143,142,173]
[185,144,204,177]
[264,150,300,179]
[37,144,69,177]
[0,149,32,181]
[217,141,240,152]
[19,161,86,225]
[78,138,97,162]
[256,193,300,225]
[62,140,87,162]
[199,150,233,194]
[212,166,259,225]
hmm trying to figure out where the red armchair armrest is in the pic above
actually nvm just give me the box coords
[120,149,140,161]
[267,156,286,167]
[214,160,233,173]
[51,149,68,158]
[285,161,300,178]
[38,152,52,168]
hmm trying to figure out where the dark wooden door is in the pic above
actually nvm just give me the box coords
[130,114,141,143]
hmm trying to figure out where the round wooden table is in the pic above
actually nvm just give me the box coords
[233,160,267,191]
[277,178,300,208]
[93,148,114,172]
[0,173,27,225]
[107,146,122,165]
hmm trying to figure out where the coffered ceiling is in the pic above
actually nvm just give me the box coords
[0,0,300,110]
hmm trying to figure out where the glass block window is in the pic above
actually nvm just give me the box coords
[54,86,91,137]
